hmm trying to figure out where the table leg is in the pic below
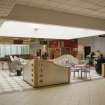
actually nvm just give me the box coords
[81,69,82,79]
[73,71,75,79]
[2,62,3,70]
[1,62,4,70]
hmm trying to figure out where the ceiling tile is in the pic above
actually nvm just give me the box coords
[15,0,105,19]
[0,0,16,17]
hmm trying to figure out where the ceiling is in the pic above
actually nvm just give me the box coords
[0,0,16,17]
[0,0,105,20]
[0,20,105,39]
[17,0,105,19]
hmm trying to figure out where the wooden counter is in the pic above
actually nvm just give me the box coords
[23,58,70,87]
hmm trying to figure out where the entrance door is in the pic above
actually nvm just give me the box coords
[84,46,91,58]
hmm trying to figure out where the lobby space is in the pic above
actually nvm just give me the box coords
[1,0,105,105]
[0,36,104,105]
[71,67,103,83]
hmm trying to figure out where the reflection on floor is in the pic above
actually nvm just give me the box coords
[0,75,105,105]
[0,70,32,94]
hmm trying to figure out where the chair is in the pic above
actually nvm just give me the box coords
[81,64,91,80]
[79,59,91,79]
[71,64,80,79]
[8,56,23,76]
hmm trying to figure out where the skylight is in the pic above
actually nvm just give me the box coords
[0,20,105,39]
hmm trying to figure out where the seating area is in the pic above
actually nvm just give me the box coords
[71,67,103,83]
[0,55,34,93]
[6,55,33,76]
[71,64,91,80]
[52,54,92,80]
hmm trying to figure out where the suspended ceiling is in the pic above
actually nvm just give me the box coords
[17,0,105,19]
[0,0,16,17]
[0,0,105,19]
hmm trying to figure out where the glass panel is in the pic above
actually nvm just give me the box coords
[11,45,17,55]
[17,45,21,54]
[5,45,11,55]
[0,44,30,57]
[1,45,6,57]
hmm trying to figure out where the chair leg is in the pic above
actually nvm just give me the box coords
[86,71,91,80]
[78,71,79,77]
[89,72,91,80]
[73,71,75,79]
[81,71,82,79]
[84,72,86,79]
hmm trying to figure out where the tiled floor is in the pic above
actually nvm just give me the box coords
[0,62,102,94]
[0,62,105,105]
[0,70,32,94]
[0,76,105,105]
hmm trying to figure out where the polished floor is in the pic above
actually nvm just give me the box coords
[0,77,105,105]
[0,63,105,105]
[0,63,102,94]
[0,62,32,94]
[0,70,32,94]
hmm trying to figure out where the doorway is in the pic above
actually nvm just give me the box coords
[84,46,91,59]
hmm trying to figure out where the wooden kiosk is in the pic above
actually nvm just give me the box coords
[23,58,70,87]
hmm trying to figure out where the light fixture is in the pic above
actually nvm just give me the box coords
[34,28,39,31]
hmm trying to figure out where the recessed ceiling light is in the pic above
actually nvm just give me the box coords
[34,28,39,31]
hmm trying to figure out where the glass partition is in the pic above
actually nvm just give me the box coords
[0,44,30,57]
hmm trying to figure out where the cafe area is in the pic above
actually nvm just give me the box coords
[0,36,104,94]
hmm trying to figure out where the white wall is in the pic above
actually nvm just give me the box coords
[78,37,95,58]
[78,36,105,56]
[94,37,105,55]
